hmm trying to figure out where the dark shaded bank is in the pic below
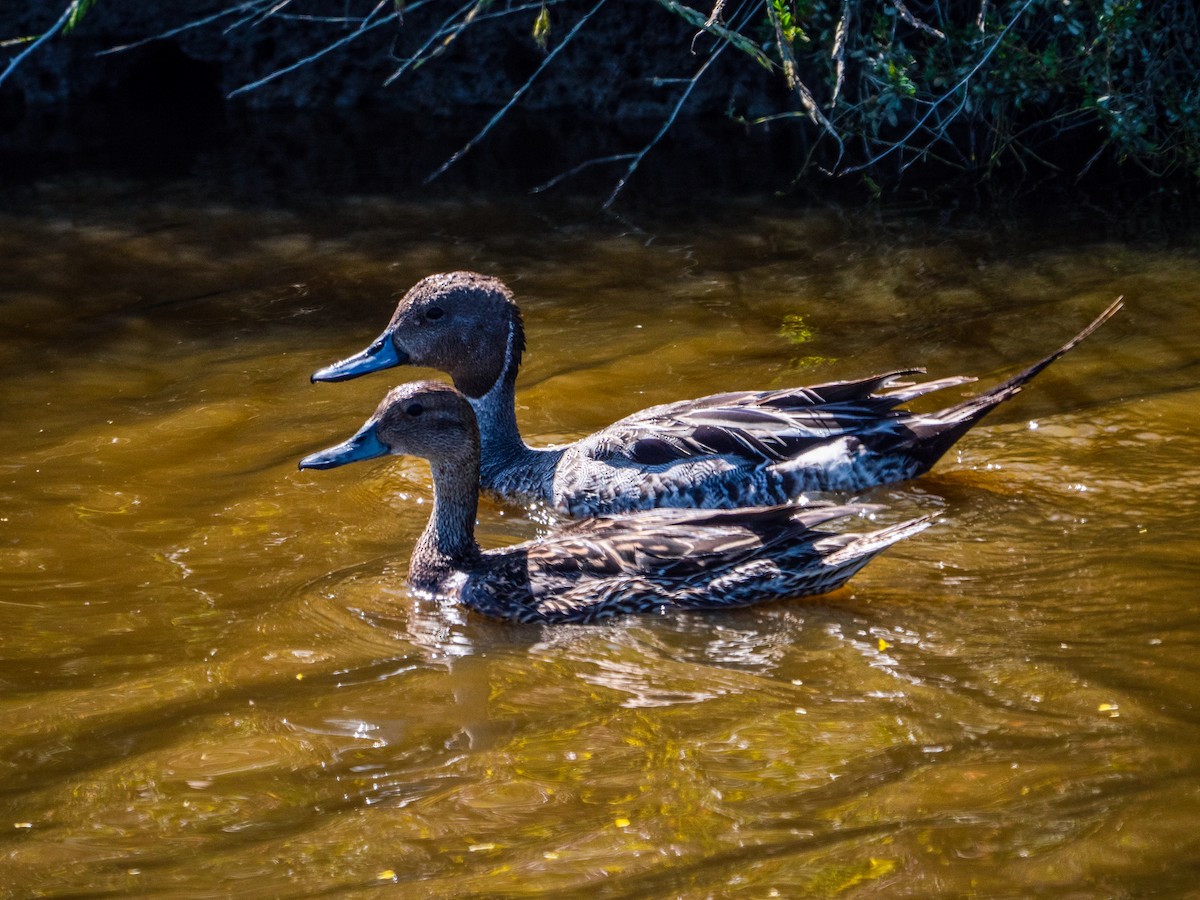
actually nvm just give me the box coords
[1,2,775,116]
[3,102,1196,240]
[1,2,1198,222]
[3,101,815,203]
[0,0,781,202]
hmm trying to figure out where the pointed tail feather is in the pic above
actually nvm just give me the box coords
[902,297,1123,471]
[798,514,937,595]
[935,297,1124,425]
[820,514,937,567]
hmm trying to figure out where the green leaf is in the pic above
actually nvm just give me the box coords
[64,0,97,35]
[533,4,550,50]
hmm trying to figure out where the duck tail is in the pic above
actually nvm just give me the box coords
[819,514,938,567]
[906,297,1124,470]
[798,514,936,596]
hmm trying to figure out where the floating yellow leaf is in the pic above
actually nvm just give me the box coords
[377,870,396,881]
[867,857,896,878]
[614,817,630,828]
[878,637,891,651]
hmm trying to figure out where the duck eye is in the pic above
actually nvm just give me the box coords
[405,403,424,417]
[425,307,444,321]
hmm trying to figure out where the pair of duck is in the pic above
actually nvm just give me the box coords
[300,271,1123,624]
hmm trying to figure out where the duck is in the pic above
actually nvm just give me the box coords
[312,271,1123,516]
[298,381,934,624]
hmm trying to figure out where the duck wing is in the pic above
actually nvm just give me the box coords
[462,504,934,622]
[584,370,977,468]
[524,503,867,581]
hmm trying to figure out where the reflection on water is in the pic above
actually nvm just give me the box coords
[1,181,1199,896]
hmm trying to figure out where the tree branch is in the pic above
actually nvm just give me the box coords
[424,0,609,185]
[227,0,397,99]
[0,1,78,89]
[96,3,263,56]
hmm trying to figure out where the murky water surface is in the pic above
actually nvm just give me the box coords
[1,181,1198,897]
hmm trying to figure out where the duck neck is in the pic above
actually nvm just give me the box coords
[463,315,556,491]
[411,455,483,587]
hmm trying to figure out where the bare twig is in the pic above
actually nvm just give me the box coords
[425,0,609,185]
[0,1,78,88]
[703,0,727,28]
[530,153,637,193]
[475,1,567,24]
[401,0,488,72]
[96,3,262,56]
[654,0,775,72]
[600,40,727,208]
[384,0,475,85]
[764,0,842,160]
[245,0,300,31]
[384,2,557,87]
[830,0,849,107]
[891,0,945,41]
[763,0,798,89]
[538,0,755,199]
[227,0,396,98]
[224,1,289,36]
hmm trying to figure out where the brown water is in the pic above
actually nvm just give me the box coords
[1,182,1198,898]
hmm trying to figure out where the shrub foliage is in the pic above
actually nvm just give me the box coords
[5,1,1198,193]
[675,0,1199,182]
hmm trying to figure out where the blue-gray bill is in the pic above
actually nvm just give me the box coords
[299,424,390,470]
[310,335,407,383]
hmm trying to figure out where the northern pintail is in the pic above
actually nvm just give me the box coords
[299,381,933,624]
[313,272,1122,516]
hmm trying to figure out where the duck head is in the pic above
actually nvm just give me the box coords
[311,271,524,399]
[299,380,480,472]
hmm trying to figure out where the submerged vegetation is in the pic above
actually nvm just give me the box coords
[3,1,1197,199]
